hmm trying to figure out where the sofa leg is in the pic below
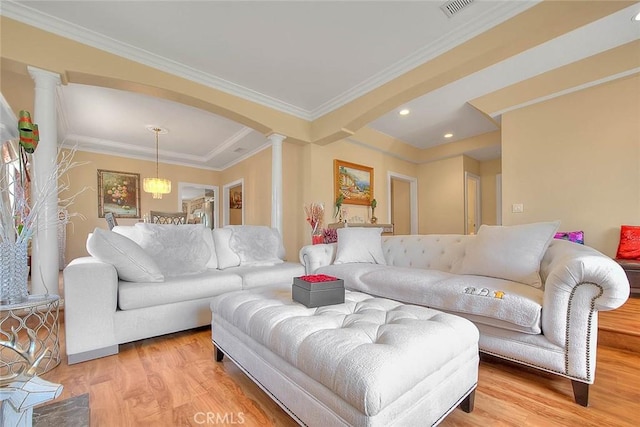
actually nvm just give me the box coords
[214,345,224,362]
[571,380,589,406]
[460,389,475,413]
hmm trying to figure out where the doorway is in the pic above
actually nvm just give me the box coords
[223,179,244,226]
[464,172,481,235]
[387,172,418,235]
[177,182,218,229]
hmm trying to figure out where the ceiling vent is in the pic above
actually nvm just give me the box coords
[440,0,475,18]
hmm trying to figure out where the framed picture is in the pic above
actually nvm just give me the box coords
[229,185,243,209]
[97,169,141,218]
[334,159,373,206]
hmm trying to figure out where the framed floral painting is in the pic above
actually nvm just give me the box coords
[334,159,373,206]
[97,169,141,218]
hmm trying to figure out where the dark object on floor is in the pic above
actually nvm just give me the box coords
[33,393,90,427]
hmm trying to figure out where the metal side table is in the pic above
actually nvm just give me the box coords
[0,295,61,375]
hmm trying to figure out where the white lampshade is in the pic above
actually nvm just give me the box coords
[143,177,171,199]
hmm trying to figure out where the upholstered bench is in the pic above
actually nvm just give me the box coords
[210,284,479,426]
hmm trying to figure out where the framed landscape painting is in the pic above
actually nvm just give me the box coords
[97,169,141,218]
[334,159,373,206]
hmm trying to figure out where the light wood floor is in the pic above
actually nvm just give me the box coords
[39,300,640,427]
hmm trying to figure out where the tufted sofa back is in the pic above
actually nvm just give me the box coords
[381,234,472,273]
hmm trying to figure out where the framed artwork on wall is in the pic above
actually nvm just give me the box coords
[229,186,242,209]
[97,169,141,218]
[334,159,373,206]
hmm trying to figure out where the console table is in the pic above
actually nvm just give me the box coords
[0,295,61,374]
[328,222,394,235]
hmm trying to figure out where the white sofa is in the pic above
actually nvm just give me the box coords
[63,224,304,364]
[299,223,630,406]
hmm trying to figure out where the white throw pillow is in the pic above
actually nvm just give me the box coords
[213,228,241,269]
[201,229,218,269]
[227,225,284,266]
[334,227,387,265]
[134,224,210,277]
[86,227,164,282]
[459,221,561,288]
[112,225,143,244]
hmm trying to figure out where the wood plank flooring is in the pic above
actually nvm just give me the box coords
[599,296,640,353]
[39,312,639,427]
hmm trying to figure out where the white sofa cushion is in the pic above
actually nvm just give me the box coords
[334,227,386,265]
[224,262,305,289]
[118,269,242,310]
[358,268,543,334]
[86,228,164,283]
[135,224,210,277]
[459,221,560,288]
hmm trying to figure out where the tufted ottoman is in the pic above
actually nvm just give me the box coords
[210,284,479,426]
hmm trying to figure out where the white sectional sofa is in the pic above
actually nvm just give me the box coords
[299,222,630,406]
[63,224,304,364]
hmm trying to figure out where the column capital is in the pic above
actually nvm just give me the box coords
[27,66,62,87]
[267,133,286,144]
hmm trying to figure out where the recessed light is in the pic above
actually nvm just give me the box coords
[444,133,453,138]
[634,11,640,21]
[399,109,410,116]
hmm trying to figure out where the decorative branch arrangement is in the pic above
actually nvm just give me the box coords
[0,111,87,245]
[304,202,324,241]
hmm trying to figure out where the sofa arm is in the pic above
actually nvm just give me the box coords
[540,241,629,380]
[299,243,337,274]
[63,257,119,363]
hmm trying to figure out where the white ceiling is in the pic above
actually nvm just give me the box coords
[2,1,639,169]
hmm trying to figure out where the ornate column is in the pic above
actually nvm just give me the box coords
[28,66,61,296]
[268,133,286,236]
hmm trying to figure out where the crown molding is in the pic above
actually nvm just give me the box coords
[310,1,540,119]
[60,133,271,172]
[2,0,538,122]
[491,67,640,118]
[203,127,254,161]
[1,1,313,120]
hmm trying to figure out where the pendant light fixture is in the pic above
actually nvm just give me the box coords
[143,125,171,199]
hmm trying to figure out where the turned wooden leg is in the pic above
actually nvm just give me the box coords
[460,389,475,413]
[214,345,224,362]
[571,380,589,407]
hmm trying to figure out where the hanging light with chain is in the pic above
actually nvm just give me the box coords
[143,126,171,199]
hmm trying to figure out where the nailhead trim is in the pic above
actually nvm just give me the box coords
[564,281,603,382]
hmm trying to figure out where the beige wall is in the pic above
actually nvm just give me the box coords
[299,139,418,243]
[61,151,219,263]
[502,74,640,256]
[480,158,502,226]
[418,156,465,234]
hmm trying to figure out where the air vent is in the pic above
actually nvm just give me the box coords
[440,0,475,18]
[233,147,245,153]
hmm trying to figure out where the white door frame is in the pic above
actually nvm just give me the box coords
[464,172,481,235]
[387,171,418,235]
[222,178,244,226]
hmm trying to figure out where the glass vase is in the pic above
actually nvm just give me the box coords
[312,232,324,245]
[0,241,29,305]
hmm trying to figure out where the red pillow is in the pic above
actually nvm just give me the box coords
[616,225,640,260]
